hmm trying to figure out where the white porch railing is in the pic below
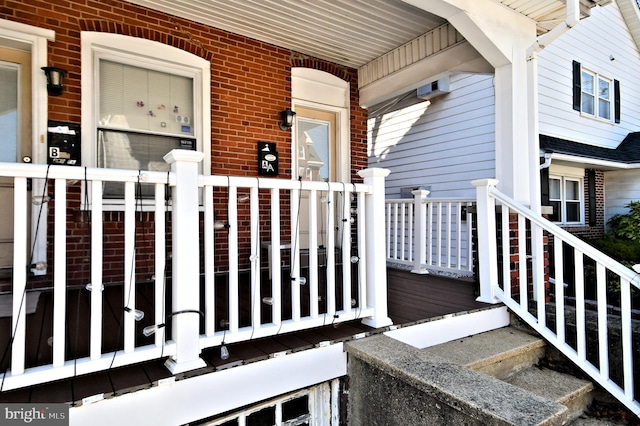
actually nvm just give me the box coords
[0,152,391,390]
[385,190,474,275]
[473,179,640,416]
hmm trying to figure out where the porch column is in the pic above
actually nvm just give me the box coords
[358,168,393,328]
[411,189,430,274]
[472,179,500,304]
[164,149,207,374]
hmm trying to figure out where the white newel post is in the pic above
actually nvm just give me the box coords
[163,150,207,374]
[411,189,430,274]
[358,168,393,328]
[472,179,500,304]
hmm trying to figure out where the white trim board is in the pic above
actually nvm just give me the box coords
[384,306,510,349]
[69,343,347,426]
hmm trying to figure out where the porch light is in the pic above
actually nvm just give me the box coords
[41,66,67,96]
[350,256,359,264]
[279,108,296,131]
[141,309,203,336]
[124,307,145,321]
[262,296,274,305]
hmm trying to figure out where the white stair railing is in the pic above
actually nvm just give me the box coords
[473,179,640,416]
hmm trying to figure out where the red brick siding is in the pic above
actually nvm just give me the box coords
[0,0,367,288]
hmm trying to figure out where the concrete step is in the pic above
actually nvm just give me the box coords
[417,326,546,380]
[417,326,596,424]
[504,366,594,421]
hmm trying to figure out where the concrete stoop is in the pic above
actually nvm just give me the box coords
[346,326,596,425]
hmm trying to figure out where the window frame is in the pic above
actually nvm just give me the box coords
[549,174,585,226]
[572,60,619,123]
[81,32,211,207]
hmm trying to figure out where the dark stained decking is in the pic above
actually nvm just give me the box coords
[0,267,490,405]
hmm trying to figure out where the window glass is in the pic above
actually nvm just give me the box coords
[96,59,197,197]
[565,179,579,202]
[549,176,583,224]
[581,71,594,115]
[0,64,18,162]
[598,77,611,120]
[247,406,275,426]
[549,178,561,200]
[99,60,194,136]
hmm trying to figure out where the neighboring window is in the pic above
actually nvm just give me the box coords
[549,176,583,224]
[81,32,211,200]
[205,391,312,425]
[572,60,619,123]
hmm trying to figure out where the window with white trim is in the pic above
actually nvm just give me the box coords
[549,175,583,225]
[81,32,211,199]
[572,60,620,123]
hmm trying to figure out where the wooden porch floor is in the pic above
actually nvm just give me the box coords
[0,267,490,405]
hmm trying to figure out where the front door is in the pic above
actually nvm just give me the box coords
[0,47,32,275]
[294,106,337,250]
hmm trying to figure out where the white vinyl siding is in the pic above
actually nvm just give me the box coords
[604,169,640,228]
[538,1,640,148]
[368,73,495,198]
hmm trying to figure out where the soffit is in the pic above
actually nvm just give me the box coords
[126,0,594,69]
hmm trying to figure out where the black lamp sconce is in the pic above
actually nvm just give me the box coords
[279,108,296,131]
[41,66,67,96]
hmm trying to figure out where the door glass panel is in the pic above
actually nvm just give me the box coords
[297,119,330,182]
[0,63,18,162]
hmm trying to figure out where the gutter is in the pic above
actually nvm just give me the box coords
[546,152,640,170]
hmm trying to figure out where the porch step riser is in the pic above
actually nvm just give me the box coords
[418,327,595,424]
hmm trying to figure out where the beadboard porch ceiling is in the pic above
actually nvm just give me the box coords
[125,0,593,69]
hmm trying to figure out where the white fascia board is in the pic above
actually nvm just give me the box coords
[69,343,347,426]
[551,153,640,170]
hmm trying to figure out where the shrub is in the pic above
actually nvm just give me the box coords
[607,200,640,241]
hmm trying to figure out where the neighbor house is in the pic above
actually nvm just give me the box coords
[0,0,638,424]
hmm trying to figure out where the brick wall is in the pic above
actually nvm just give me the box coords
[0,0,367,287]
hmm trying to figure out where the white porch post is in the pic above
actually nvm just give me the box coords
[164,149,207,374]
[472,179,500,304]
[358,168,393,328]
[411,189,430,274]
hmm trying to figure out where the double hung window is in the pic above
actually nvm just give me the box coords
[572,60,619,123]
[549,176,583,225]
[81,32,211,199]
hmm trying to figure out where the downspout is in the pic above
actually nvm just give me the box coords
[527,0,580,306]
[527,0,580,214]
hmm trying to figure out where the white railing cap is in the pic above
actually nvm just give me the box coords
[163,149,205,164]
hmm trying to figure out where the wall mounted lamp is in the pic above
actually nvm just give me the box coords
[41,66,67,96]
[279,108,296,131]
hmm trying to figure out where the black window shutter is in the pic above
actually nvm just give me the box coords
[587,169,596,226]
[572,60,581,111]
[614,79,620,123]
[540,167,550,206]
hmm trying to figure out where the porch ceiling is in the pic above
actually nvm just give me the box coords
[125,0,589,69]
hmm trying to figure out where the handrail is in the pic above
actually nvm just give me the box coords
[488,186,640,288]
[476,180,640,416]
